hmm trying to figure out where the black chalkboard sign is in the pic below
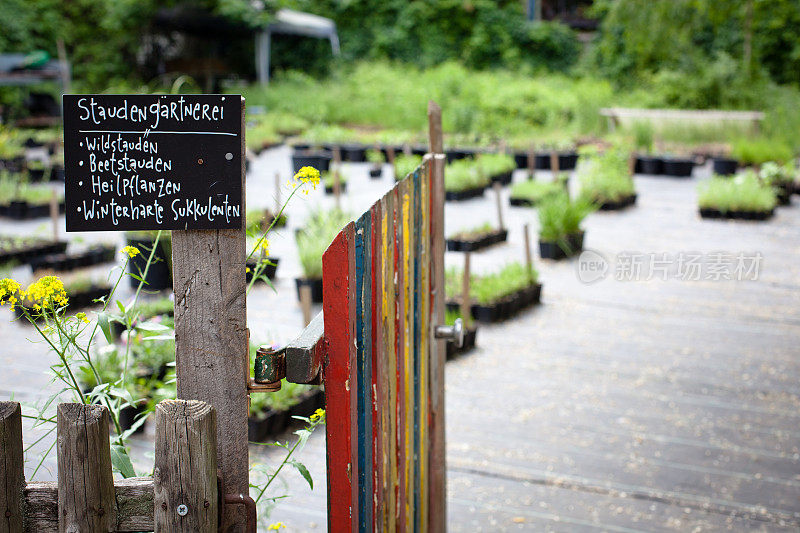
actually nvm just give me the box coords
[63,94,242,231]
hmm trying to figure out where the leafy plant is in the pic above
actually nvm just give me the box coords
[576,145,635,203]
[697,172,777,213]
[731,138,793,166]
[322,171,348,189]
[537,192,596,242]
[366,149,385,165]
[631,121,655,153]
[448,222,496,241]
[475,153,515,179]
[759,161,794,187]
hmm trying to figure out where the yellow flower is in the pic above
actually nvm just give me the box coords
[310,408,326,423]
[293,166,320,190]
[75,312,89,324]
[121,245,140,258]
[267,523,286,531]
[259,239,270,256]
[0,278,23,310]
[26,276,69,310]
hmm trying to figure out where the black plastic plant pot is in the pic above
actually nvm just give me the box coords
[7,201,27,220]
[598,194,637,211]
[295,277,323,303]
[534,153,551,170]
[558,152,578,170]
[446,327,477,360]
[662,158,694,177]
[638,156,664,175]
[341,144,367,162]
[539,231,584,260]
[246,257,279,283]
[491,171,513,186]
[325,182,348,195]
[369,168,382,179]
[126,238,172,291]
[712,158,738,176]
[445,149,472,163]
[509,197,535,207]
[28,168,46,182]
[445,186,486,202]
[291,151,332,173]
[446,229,508,252]
[699,207,774,221]
[513,153,527,169]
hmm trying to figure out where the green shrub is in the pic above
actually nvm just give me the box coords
[537,193,595,241]
[732,138,794,166]
[697,172,777,213]
[759,162,794,187]
[509,180,563,204]
[576,146,635,203]
[445,159,489,192]
[296,208,352,279]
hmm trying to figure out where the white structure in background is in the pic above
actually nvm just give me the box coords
[255,9,341,84]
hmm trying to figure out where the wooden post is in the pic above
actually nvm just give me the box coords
[172,97,249,531]
[493,182,504,231]
[57,403,116,532]
[50,190,59,242]
[550,150,560,175]
[386,146,396,166]
[523,224,534,283]
[527,146,535,180]
[274,172,281,215]
[427,100,446,533]
[154,400,218,533]
[461,252,471,330]
[300,285,313,327]
[403,143,412,156]
[0,402,24,533]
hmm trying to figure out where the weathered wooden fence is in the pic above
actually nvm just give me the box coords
[0,399,230,533]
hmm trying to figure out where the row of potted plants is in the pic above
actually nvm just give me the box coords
[29,244,116,273]
[698,172,779,221]
[0,173,64,219]
[537,192,595,260]
[575,146,637,210]
[0,236,67,264]
[446,262,541,323]
[446,222,508,252]
[509,177,566,206]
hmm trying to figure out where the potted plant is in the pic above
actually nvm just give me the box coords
[295,207,352,303]
[698,172,777,221]
[445,159,490,201]
[731,138,793,170]
[538,193,595,260]
[323,171,348,194]
[446,222,507,252]
[124,231,173,291]
[366,149,385,178]
[631,121,662,175]
[446,262,541,322]
[759,162,794,205]
[508,180,564,206]
[576,146,637,210]
[476,153,516,186]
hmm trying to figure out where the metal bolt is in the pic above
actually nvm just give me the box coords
[177,504,188,516]
[204,500,210,508]
[161,502,168,511]
[5,510,11,518]
[197,158,204,165]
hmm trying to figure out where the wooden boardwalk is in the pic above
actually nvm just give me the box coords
[1,145,798,531]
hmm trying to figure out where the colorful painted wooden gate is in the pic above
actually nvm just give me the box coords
[321,149,447,531]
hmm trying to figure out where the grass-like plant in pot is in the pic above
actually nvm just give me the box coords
[394,153,423,182]
[366,149,385,178]
[296,207,352,302]
[323,170,349,194]
[445,262,541,322]
[537,192,595,260]
[509,179,564,206]
[697,171,777,220]
[731,138,793,168]
[576,145,636,209]
[446,222,507,252]
[445,159,490,200]
[475,153,516,185]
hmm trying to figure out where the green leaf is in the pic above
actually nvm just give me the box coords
[116,300,127,315]
[110,444,136,478]
[97,312,114,344]
[135,321,170,332]
[289,460,313,490]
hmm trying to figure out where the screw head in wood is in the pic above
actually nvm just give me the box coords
[177,504,188,516]
[161,502,168,510]
[197,158,204,165]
